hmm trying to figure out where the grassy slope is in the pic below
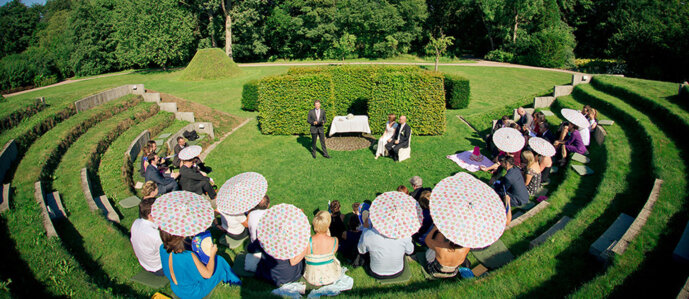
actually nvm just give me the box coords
[2,96,141,297]
[568,82,689,297]
[179,48,242,81]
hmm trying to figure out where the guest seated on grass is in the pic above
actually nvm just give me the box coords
[216,209,248,242]
[397,185,409,194]
[522,150,542,196]
[144,154,179,196]
[130,197,163,276]
[142,181,158,200]
[256,240,307,287]
[357,226,413,279]
[172,137,187,168]
[480,149,522,185]
[141,141,168,175]
[159,231,240,298]
[516,107,533,132]
[244,195,270,253]
[328,201,346,243]
[553,122,586,166]
[538,122,556,143]
[339,215,363,265]
[179,158,217,200]
[538,151,553,185]
[412,191,433,246]
[495,156,530,207]
[409,176,431,201]
[588,108,598,131]
[423,226,470,279]
[487,115,515,156]
[304,211,342,286]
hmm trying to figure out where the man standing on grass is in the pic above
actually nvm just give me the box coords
[307,100,330,159]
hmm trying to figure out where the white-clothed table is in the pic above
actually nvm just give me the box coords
[328,116,372,136]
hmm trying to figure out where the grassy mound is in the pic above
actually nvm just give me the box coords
[179,48,242,81]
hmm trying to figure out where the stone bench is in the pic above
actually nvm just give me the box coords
[571,74,592,86]
[677,277,689,299]
[506,201,550,230]
[590,213,634,263]
[673,221,689,263]
[80,168,120,223]
[34,181,59,238]
[553,85,574,98]
[74,84,144,112]
[1,183,9,213]
[166,122,215,156]
[0,139,18,184]
[593,125,607,146]
[534,96,556,109]
[529,216,571,248]
[608,179,663,256]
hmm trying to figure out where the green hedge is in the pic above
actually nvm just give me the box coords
[444,73,471,109]
[241,79,259,111]
[258,73,335,135]
[258,65,447,135]
[369,71,446,135]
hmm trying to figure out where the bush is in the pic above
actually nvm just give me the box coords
[444,73,471,109]
[258,73,335,135]
[516,26,576,69]
[179,48,242,81]
[241,80,259,111]
[484,49,514,63]
[258,65,446,135]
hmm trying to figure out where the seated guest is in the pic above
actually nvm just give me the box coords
[409,176,431,201]
[256,243,307,287]
[495,156,530,207]
[538,122,556,143]
[357,226,413,279]
[328,201,346,243]
[504,194,512,226]
[480,150,522,185]
[159,231,240,298]
[397,185,409,194]
[339,215,363,264]
[412,191,433,245]
[172,137,187,168]
[304,211,342,286]
[375,114,398,159]
[179,158,217,199]
[216,209,248,242]
[142,181,158,200]
[553,122,586,165]
[423,226,470,279]
[384,115,411,161]
[244,195,270,253]
[588,108,598,130]
[144,154,178,196]
[522,150,542,196]
[538,152,553,185]
[516,107,533,132]
[130,197,163,275]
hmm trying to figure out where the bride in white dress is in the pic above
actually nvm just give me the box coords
[375,114,398,159]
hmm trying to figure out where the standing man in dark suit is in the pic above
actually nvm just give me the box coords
[385,115,411,161]
[144,154,179,196]
[307,100,330,159]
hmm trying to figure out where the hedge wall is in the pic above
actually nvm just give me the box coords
[258,73,335,135]
[444,73,471,109]
[258,65,447,135]
[241,80,259,111]
[370,71,446,135]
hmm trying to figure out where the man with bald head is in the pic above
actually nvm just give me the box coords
[516,107,533,131]
[385,115,411,161]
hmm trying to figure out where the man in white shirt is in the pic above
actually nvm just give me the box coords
[130,198,164,275]
[357,227,414,278]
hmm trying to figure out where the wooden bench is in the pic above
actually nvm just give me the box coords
[591,178,663,262]
[530,216,571,248]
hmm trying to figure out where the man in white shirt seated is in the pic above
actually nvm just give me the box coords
[130,198,164,276]
[357,227,414,279]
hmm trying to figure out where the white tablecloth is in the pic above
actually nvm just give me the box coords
[447,151,495,172]
[329,116,371,136]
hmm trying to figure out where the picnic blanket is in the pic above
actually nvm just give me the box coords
[446,151,494,172]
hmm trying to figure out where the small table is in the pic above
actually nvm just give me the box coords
[329,115,372,136]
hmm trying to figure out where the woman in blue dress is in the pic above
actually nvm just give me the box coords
[159,231,240,299]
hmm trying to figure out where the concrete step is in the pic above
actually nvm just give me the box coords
[158,102,178,113]
[97,195,120,223]
[175,112,195,122]
[530,216,571,248]
[534,96,556,109]
[590,213,634,263]
[553,85,574,98]
[143,92,160,103]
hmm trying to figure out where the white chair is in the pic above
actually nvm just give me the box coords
[397,134,411,162]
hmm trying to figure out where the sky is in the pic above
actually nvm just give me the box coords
[0,0,46,6]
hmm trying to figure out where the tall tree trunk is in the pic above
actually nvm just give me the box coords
[512,13,519,43]
[435,49,440,71]
[225,14,232,58]
[209,14,216,48]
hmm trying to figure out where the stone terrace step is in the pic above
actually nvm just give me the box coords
[529,216,571,248]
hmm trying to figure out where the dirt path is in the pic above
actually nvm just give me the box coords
[2,60,579,97]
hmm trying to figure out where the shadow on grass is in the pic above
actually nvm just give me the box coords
[53,220,144,297]
[0,217,53,298]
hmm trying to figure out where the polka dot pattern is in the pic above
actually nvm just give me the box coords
[528,137,556,157]
[216,172,268,215]
[178,145,203,161]
[430,173,506,248]
[257,204,310,260]
[369,191,423,239]
[493,128,525,153]
[151,191,214,237]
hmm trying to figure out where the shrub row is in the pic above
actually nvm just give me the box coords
[257,65,448,135]
[443,73,471,109]
[0,97,46,132]
[5,95,142,297]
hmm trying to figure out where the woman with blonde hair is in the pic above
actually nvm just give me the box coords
[303,210,342,286]
[142,181,158,200]
[375,114,398,159]
[521,150,542,196]
[588,108,598,130]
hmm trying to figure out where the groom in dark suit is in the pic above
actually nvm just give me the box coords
[385,115,411,161]
[307,100,330,159]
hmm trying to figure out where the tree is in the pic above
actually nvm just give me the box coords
[426,33,454,71]
[0,0,41,58]
[332,32,357,61]
[69,0,117,76]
